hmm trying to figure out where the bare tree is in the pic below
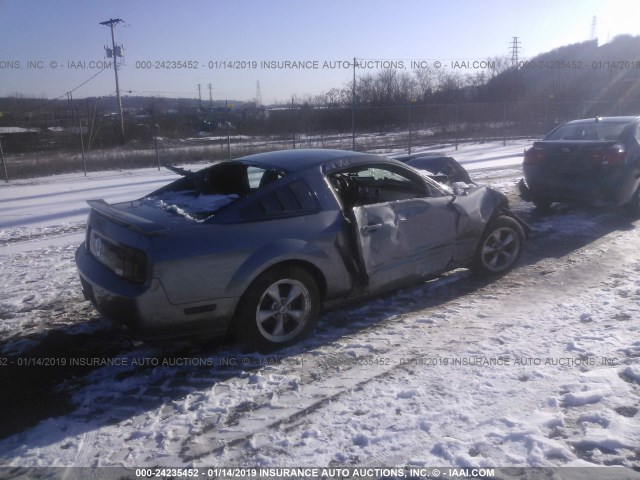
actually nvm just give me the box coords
[413,67,436,102]
[485,56,512,80]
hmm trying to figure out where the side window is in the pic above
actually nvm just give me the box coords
[360,167,413,183]
[330,165,428,209]
[240,180,319,220]
[247,167,284,189]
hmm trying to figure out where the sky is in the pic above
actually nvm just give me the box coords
[1,0,639,105]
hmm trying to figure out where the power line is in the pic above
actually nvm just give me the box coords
[3,65,110,117]
[69,64,111,94]
[125,90,199,96]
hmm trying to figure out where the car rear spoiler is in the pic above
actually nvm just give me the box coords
[87,199,169,235]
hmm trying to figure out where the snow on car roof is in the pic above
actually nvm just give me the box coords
[143,191,239,221]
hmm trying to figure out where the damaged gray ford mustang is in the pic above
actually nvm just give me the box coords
[76,149,528,350]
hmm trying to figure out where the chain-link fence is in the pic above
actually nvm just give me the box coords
[3,99,640,180]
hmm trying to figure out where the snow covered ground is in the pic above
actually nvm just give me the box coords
[1,140,639,477]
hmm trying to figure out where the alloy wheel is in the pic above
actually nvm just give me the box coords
[255,278,312,343]
[481,227,520,273]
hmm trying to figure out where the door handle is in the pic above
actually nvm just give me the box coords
[361,223,382,233]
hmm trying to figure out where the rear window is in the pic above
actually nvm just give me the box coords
[546,122,628,141]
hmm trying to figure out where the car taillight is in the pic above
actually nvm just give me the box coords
[602,144,626,166]
[120,246,148,284]
[89,230,148,283]
[523,147,544,165]
[590,144,626,167]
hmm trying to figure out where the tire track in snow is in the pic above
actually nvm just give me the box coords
[179,359,410,462]
[0,223,85,246]
[0,225,86,258]
[177,278,535,463]
[61,428,97,479]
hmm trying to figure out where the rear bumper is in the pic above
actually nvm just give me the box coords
[75,243,237,340]
[522,165,639,206]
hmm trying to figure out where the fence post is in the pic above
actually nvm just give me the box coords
[226,99,231,160]
[0,136,7,183]
[351,57,356,151]
[407,100,412,155]
[545,102,549,132]
[454,104,459,151]
[79,119,87,176]
[155,124,160,170]
[503,103,507,147]
[291,97,296,149]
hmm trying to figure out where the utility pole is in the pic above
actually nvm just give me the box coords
[197,84,202,111]
[100,18,125,145]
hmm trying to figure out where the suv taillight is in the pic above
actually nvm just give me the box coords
[602,144,626,166]
[523,147,544,165]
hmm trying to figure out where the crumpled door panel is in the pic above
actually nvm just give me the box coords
[352,197,457,291]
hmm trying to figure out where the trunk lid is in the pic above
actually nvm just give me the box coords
[526,140,623,178]
[85,198,205,284]
[87,199,170,235]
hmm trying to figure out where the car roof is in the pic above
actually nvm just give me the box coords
[394,153,453,162]
[231,148,391,173]
[565,116,640,125]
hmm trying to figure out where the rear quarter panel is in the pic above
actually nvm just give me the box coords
[152,210,353,305]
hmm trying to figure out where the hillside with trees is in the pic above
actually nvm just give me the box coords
[311,35,640,108]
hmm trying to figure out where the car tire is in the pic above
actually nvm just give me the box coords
[532,198,552,210]
[624,185,640,216]
[472,216,524,276]
[235,265,320,351]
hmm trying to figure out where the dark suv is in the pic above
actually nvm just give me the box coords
[519,116,640,212]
